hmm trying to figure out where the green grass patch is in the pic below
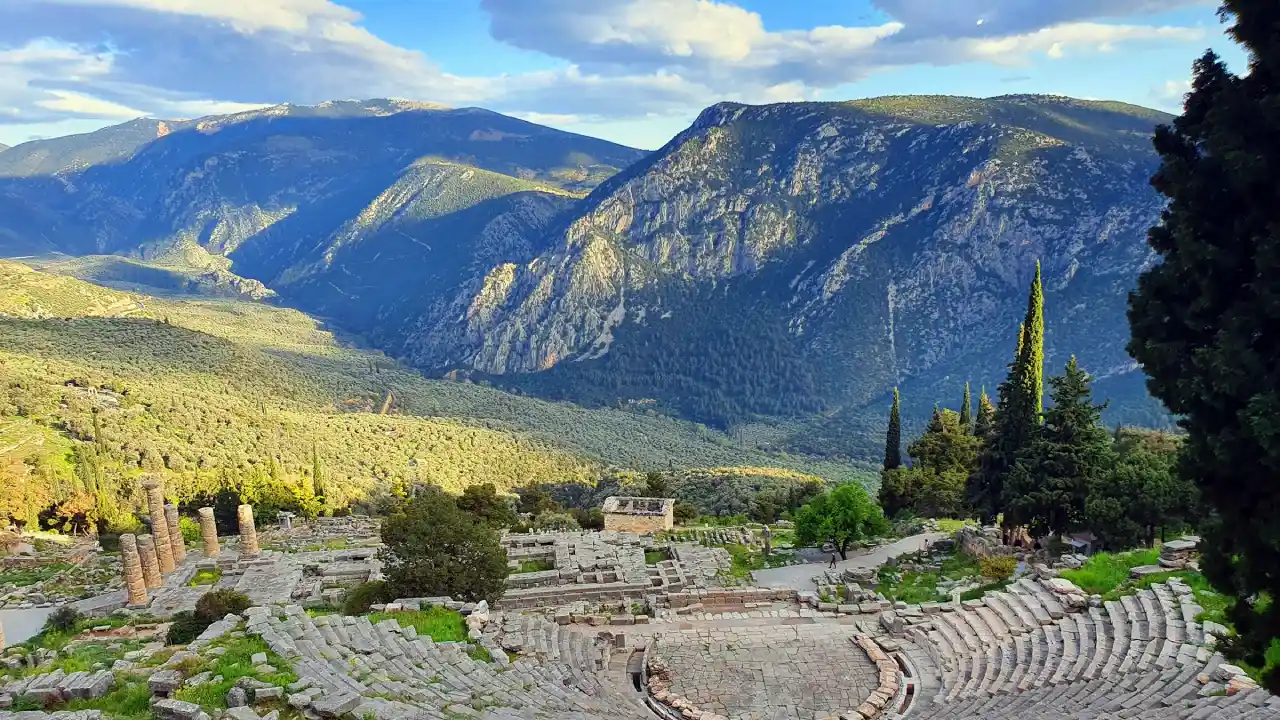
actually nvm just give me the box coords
[875,551,982,605]
[187,568,222,586]
[513,558,554,574]
[0,562,73,587]
[63,676,153,720]
[960,579,1013,602]
[935,519,972,533]
[1058,548,1160,596]
[644,549,671,565]
[719,543,794,582]
[173,635,296,710]
[467,645,493,663]
[366,607,468,643]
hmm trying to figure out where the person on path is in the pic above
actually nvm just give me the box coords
[829,553,838,569]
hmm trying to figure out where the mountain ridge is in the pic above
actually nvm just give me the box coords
[0,94,1174,461]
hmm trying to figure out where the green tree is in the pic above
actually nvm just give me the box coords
[1086,441,1196,550]
[1126,5,1280,688]
[909,408,980,476]
[310,442,325,505]
[456,483,519,529]
[974,388,995,439]
[1003,357,1114,537]
[532,510,580,532]
[877,467,917,520]
[794,484,889,559]
[380,488,509,603]
[959,382,972,431]
[969,266,1045,526]
[643,471,671,498]
[884,388,902,471]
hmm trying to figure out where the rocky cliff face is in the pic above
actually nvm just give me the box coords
[403,96,1171,440]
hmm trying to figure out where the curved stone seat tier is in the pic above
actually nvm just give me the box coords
[901,578,1277,719]
[243,605,651,720]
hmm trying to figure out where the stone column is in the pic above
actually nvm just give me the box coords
[163,503,187,565]
[120,534,149,607]
[142,477,175,573]
[237,504,260,557]
[198,507,220,557]
[137,534,163,589]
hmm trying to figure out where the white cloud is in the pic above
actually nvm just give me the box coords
[34,88,144,118]
[0,0,1214,144]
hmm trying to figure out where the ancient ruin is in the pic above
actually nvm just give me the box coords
[135,534,163,589]
[162,504,186,565]
[141,477,175,574]
[237,504,260,557]
[197,507,219,557]
[602,496,675,533]
[119,533,148,607]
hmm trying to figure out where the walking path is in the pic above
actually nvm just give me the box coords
[753,531,948,591]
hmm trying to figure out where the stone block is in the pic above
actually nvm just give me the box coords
[310,692,361,718]
[154,698,211,720]
[226,686,248,708]
[223,707,260,720]
[253,686,284,702]
[148,666,184,696]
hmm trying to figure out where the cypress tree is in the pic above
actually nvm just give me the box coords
[1019,261,1045,418]
[884,388,902,471]
[974,388,995,439]
[959,382,972,430]
[1127,0,1280,691]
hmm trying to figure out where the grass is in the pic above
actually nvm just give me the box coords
[7,638,146,678]
[935,519,972,533]
[720,543,794,582]
[959,579,1014,602]
[875,551,983,605]
[0,562,73,587]
[173,635,297,710]
[1058,548,1161,596]
[644,549,671,565]
[63,677,153,720]
[513,558,554,574]
[365,607,468,643]
[188,568,222,586]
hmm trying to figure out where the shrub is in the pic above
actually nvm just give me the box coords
[570,507,604,530]
[179,516,201,543]
[166,611,208,645]
[532,510,579,532]
[673,502,699,524]
[979,556,1018,581]
[342,580,391,616]
[194,588,251,623]
[44,606,84,634]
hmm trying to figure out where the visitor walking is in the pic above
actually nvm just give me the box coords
[829,553,838,569]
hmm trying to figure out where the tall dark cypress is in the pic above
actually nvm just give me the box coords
[1127,0,1280,692]
[884,388,902,471]
[1018,261,1045,419]
[959,382,973,430]
[974,388,995,439]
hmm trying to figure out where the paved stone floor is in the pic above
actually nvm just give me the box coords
[652,624,879,720]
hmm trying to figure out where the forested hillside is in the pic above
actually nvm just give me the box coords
[0,261,874,531]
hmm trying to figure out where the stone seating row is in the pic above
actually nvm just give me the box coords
[912,579,1215,703]
[908,655,1280,719]
[244,606,651,720]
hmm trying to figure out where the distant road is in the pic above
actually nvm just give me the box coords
[752,531,949,592]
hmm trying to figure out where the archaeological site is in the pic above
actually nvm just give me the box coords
[0,479,1275,720]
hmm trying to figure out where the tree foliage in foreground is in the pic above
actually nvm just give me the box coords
[1126,0,1280,691]
[380,488,509,603]
[795,483,889,559]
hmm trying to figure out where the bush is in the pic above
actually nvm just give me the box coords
[673,502,699,524]
[342,580,391,615]
[178,516,201,544]
[44,606,84,634]
[532,510,579,532]
[979,556,1018,581]
[570,507,604,530]
[165,611,208,645]
[381,488,509,603]
[194,588,251,622]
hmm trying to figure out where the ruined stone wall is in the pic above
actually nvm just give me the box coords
[603,513,673,534]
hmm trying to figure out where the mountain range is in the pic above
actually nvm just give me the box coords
[0,94,1175,461]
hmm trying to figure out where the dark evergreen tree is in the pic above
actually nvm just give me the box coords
[959,382,972,431]
[974,388,995,439]
[884,388,902,471]
[1004,357,1114,537]
[1126,0,1280,691]
[969,263,1044,527]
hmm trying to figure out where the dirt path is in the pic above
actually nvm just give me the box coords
[752,531,949,591]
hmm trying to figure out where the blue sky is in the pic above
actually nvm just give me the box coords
[0,0,1251,149]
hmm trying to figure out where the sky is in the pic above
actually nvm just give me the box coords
[0,0,1253,150]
